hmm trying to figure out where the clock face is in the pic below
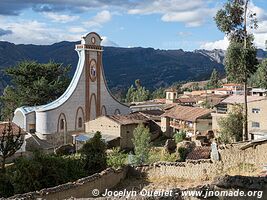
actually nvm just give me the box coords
[91,37,96,44]
[89,60,97,81]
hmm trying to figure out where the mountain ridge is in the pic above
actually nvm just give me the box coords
[0,40,265,95]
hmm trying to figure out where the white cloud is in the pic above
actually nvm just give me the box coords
[0,20,79,44]
[83,10,112,28]
[200,36,229,50]
[128,0,214,27]
[43,12,79,23]
[201,2,267,50]
[101,36,119,47]
[69,27,87,33]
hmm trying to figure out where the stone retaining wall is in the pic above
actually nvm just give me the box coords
[8,167,128,200]
[131,142,267,180]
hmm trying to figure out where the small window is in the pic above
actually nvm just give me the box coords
[60,119,65,130]
[252,108,260,114]
[252,122,260,128]
[78,117,83,128]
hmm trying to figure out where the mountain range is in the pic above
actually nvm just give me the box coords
[0,41,266,95]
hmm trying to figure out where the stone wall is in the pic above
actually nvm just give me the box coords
[8,167,128,200]
[132,142,267,180]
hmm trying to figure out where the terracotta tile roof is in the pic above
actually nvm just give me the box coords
[223,83,242,87]
[0,122,26,137]
[215,88,233,91]
[222,95,266,104]
[161,105,212,122]
[186,146,211,160]
[176,97,197,103]
[107,113,149,125]
[165,88,177,92]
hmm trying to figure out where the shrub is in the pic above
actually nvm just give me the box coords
[0,174,14,197]
[174,130,186,143]
[132,124,151,165]
[79,132,107,174]
[177,147,188,162]
[11,151,86,194]
[107,148,127,169]
[148,148,177,163]
[218,105,243,143]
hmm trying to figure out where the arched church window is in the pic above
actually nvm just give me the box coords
[78,117,83,128]
[60,119,65,130]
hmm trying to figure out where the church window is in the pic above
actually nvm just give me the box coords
[60,119,65,130]
[78,117,83,128]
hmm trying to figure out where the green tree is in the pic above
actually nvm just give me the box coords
[207,69,220,89]
[125,80,150,103]
[249,59,267,88]
[215,0,258,140]
[107,147,127,169]
[11,151,86,194]
[0,60,70,120]
[132,123,151,165]
[218,105,243,143]
[151,87,165,99]
[173,130,186,143]
[0,121,24,173]
[79,132,107,174]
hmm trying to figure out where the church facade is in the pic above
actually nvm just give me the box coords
[13,32,130,144]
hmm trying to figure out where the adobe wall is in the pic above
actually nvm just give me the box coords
[132,142,267,180]
[9,167,128,200]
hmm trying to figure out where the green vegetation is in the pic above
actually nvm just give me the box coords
[250,56,267,88]
[150,87,165,99]
[173,130,186,143]
[0,132,109,197]
[215,0,258,140]
[0,174,14,198]
[10,152,86,195]
[177,147,188,162]
[0,121,24,173]
[125,80,150,103]
[107,148,127,169]
[218,105,243,143]
[79,131,107,174]
[151,134,169,147]
[148,148,177,163]
[132,123,151,165]
[0,60,70,120]
[206,68,220,89]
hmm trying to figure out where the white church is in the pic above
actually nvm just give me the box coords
[13,32,130,145]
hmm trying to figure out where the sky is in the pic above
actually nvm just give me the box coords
[0,0,266,51]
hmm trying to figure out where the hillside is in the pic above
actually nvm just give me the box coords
[0,41,260,95]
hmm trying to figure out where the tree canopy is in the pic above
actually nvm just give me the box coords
[218,105,243,143]
[79,132,107,174]
[0,60,70,120]
[132,123,151,165]
[125,79,150,103]
[214,0,258,140]
[207,68,220,89]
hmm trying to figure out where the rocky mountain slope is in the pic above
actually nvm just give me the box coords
[0,41,265,95]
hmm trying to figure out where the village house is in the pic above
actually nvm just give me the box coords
[161,105,212,137]
[82,112,161,149]
[250,88,267,97]
[212,95,267,139]
[214,83,244,95]
[129,101,164,112]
